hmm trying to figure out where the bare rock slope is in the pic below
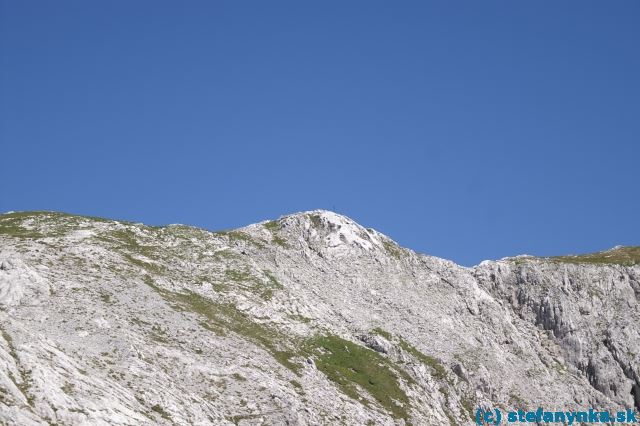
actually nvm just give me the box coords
[0,210,638,425]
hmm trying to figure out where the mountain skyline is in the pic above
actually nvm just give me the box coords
[1,209,638,424]
[2,209,638,267]
[2,1,639,266]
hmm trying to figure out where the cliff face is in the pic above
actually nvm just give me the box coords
[474,257,640,413]
[0,210,638,425]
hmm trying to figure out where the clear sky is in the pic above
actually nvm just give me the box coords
[1,1,638,266]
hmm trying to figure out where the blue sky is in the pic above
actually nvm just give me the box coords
[1,1,638,266]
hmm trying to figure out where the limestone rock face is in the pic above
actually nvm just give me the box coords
[0,210,638,425]
[474,259,640,413]
[0,258,50,307]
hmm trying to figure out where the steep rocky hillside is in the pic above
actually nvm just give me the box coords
[0,211,638,425]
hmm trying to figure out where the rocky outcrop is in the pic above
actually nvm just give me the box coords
[474,257,640,412]
[0,210,637,425]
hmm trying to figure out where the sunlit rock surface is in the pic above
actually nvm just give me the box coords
[0,210,638,425]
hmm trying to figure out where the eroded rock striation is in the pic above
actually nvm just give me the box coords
[0,210,638,425]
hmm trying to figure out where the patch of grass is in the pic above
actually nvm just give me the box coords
[231,373,247,382]
[225,269,256,283]
[162,224,207,240]
[371,327,393,341]
[308,214,323,228]
[150,325,170,344]
[382,239,404,259]
[303,334,412,421]
[108,229,156,254]
[61,382,75,395]
[229,413,267,425]
[99,292,112,304]
[169,291,301,374]
[224,269,275,300]
[214,249,238,259]
[122,253,166,276]
[216,230,265,248]
[272,236,289,248]
[461,396,475,420]
[16,369,34,406]
[211,281,229,293]
[0,214,45,239]
[259,270,285,300]
[260,287,274,301]
[398,339,448,381]
[100,228,168,276]
[2,330,36,406]
[263,220,280,231]
[272,350,300,372]
[373,328,449,382]
[552,361,566,374]
[0,225,43,239]
[150,404,171,420]
[287,314,312,324]
[161,286,417,421]
[509,256,534,266]
[130,317,151,327]
[264,270,282,288]
[0,211,112,239]
[290,379,304,395]
[548,246,640,266]
[223,269,283,301]
[263,220,289,247]
[439,387,456,426]
[1,331,15,357]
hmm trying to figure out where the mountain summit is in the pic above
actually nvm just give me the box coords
[0,211,638,425]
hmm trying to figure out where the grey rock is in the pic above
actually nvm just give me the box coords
[0,210,637,425]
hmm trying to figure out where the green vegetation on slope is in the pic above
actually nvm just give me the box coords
[308,214,323,228]
[0,211,105,239]
[399,339,448,381]
[146,282,414,421]
[548,246,640,266]
[372,328,474,423]
[154,288,301,374]
[0,215,44,238]
[263,220,289,248]
[215,230,265,248]
[382,239,404,259]
[263,221,280,232]
[372,328,448,381]
[302,334,413,421]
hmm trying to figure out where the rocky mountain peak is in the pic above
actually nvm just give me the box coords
[0,210,638,425]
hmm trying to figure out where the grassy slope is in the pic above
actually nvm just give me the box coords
[547,246,640,266]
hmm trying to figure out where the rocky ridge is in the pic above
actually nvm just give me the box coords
[0,210,638,425]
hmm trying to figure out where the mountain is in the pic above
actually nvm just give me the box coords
[0,210,638,425]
